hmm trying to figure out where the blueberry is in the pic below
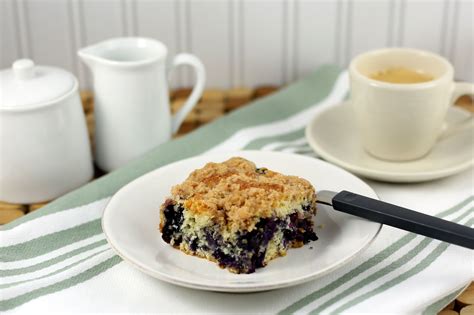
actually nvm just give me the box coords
[189,238,198,251]
[205,232,218,250]
[161,203,184,246]
[303,230,318,243]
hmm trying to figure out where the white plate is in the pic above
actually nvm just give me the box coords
[306,101,474,183]
[102,151,381,292]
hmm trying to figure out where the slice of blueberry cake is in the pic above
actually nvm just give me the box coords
[159,157,318,274]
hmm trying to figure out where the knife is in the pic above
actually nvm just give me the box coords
[317,190,474,250]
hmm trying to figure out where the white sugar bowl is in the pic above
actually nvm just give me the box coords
[0,59,93,203]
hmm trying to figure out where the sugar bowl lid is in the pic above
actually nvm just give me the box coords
[0,59,77,109]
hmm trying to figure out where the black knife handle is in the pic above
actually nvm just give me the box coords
[332,191,474,249]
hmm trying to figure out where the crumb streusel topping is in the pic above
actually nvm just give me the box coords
[171,157,316,232]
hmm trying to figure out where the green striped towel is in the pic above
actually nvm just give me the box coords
[1,66,472,314]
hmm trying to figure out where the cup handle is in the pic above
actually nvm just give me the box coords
[169,53,206,134]
[438,82,474,140]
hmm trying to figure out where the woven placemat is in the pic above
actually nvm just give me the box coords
[440,282,474,315]
[0,89,472,314]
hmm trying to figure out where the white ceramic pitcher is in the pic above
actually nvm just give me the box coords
[78,37,205,172]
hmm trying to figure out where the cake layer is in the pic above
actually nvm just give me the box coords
[161,200,317,273]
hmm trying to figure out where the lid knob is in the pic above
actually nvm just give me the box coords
[13,59,35,80]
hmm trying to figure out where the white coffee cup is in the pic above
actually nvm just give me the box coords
[349,48,474,161]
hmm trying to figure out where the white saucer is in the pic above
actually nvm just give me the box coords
[306,101,473,183]
[102,151,381,292]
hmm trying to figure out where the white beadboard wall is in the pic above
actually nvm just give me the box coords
[1,0,473,89]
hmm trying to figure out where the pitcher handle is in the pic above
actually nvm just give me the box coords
[170,54,206,134]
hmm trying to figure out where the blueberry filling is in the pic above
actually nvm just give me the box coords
[161,204,318,273]
[232,218,279,272]
[205,230,219,250]
[161,201,184,245]
[189,238,198,251]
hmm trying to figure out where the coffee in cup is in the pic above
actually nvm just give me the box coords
[369,67,433,84]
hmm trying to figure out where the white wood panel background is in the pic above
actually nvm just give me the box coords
[1,0,473,89]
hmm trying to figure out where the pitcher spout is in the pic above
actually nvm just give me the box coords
[78,37,167,70]
[77,44,102,70]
